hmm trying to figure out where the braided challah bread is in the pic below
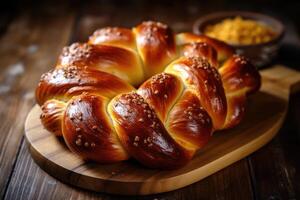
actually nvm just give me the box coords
[36,21,261,169]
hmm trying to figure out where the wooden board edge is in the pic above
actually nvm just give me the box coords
[24,104,287,195]
[138,109,287,194]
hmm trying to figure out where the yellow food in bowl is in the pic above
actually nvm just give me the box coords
[204,16,277,45]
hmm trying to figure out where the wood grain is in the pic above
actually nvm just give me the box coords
[2,1,300,199]
[248,92,300,199]
[3,2,254,199]
[23,66,300,195]
[4,137,254,200]
[0,3,75,198]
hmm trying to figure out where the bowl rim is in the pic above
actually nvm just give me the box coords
[193,11,285,48]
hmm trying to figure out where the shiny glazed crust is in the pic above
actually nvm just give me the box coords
[36,21,261,169]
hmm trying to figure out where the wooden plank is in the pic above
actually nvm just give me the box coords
[0,3,75,198]
[248,92,300,199]
[4,142,76,200]
[5,141,253,200]
[22,63,300,195]
[5,1,255,199]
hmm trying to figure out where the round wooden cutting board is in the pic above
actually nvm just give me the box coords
[25,66,300,195]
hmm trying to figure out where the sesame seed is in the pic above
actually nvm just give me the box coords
[84,142,89,147]
[133,142,138,147]
[164,94,168,99]
[75,139,82,146]
[154,90,159,94]
[91,142,96,147]
[138,118,144,122]
[75,127,81,132]
[148,143,153,147]
[134,136,140,141]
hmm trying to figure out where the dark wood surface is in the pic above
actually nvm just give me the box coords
[0,0,300,199]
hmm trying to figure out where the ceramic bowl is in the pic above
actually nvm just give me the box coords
[193,11,285,67]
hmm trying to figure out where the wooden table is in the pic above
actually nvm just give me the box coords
[1,0,300,199]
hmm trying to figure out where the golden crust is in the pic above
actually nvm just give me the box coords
[134,21,177,78]
[137,73,183,122]
[165,56,227,130]
[57,43,144,86]
[36,66,134,105]
[108,92,193,169]
[220,55,261,94]
[219,54,261,128]
[167,90,212,149]
[176,33,235,62]
[35,21,261,169]
[224,94,246,129]
[62,94,129,162]
[181,42,218,68]
[88,27,136,50]
[40,99,66,136]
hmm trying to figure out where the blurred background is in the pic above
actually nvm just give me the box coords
[1,0,300,67]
